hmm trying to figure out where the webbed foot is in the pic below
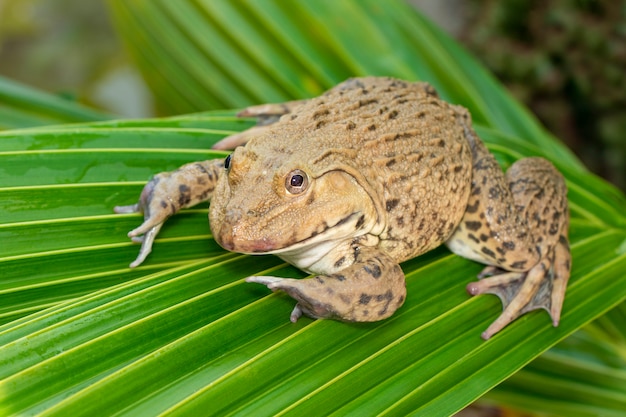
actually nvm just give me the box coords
[467,236,571,340]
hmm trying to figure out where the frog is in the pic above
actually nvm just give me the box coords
[114,77,571,340]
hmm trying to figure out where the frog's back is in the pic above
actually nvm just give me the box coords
[261,77,472,261]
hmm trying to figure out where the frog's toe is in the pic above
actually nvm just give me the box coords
[236,102,294,118]
[127,223,162,268]
[114,203,141,214]
[468,259,560,340]
[115,177,173,267]
[246,276,337,321]
[289,304,304,323]
[245,276,286,287]
[212,125,275,150]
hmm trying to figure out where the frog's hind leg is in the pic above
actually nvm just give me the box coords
[246,247,407,323]
[447,149,570,339]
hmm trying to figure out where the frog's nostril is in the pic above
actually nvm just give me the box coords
[226,208,243,223]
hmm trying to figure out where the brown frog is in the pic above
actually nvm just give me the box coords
[115,77,570,339]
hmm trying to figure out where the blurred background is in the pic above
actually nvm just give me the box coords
[0,0,624,191]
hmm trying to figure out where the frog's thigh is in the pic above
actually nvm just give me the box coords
[446,153,542,270]
[247,247,406,322]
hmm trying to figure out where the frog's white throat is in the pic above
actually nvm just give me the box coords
[241,213,378,275]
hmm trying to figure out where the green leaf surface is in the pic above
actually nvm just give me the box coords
[1,1,625,415]
[1,110,625,416]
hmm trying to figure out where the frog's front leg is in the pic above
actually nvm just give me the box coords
[115,159,224,267]
[247,247,406,322]
[447,131,571,339]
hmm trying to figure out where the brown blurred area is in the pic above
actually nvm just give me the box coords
[1,0,624,191]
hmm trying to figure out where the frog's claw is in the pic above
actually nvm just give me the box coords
[467,236,570,340]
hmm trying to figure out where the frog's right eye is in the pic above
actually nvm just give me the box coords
[224,154,232,170]
[285,169,309,195]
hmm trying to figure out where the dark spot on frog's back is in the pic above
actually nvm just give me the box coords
[312,109,330,119]
[359,99,379,108]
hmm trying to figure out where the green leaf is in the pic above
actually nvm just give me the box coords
[0,75,111,130]
[1,1,625,416]
[1,110,625,415]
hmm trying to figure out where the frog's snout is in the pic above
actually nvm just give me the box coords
[212,207,280,254]
[212,207,242,251]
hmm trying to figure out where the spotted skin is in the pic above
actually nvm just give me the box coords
[116,77,570,339]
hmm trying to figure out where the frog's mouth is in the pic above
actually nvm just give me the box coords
[213,211,368,257]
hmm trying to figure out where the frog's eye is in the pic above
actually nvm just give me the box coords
[224,154,232,170]
[285,169,309,194]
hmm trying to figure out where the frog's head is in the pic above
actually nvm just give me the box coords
[209,141,381,257]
